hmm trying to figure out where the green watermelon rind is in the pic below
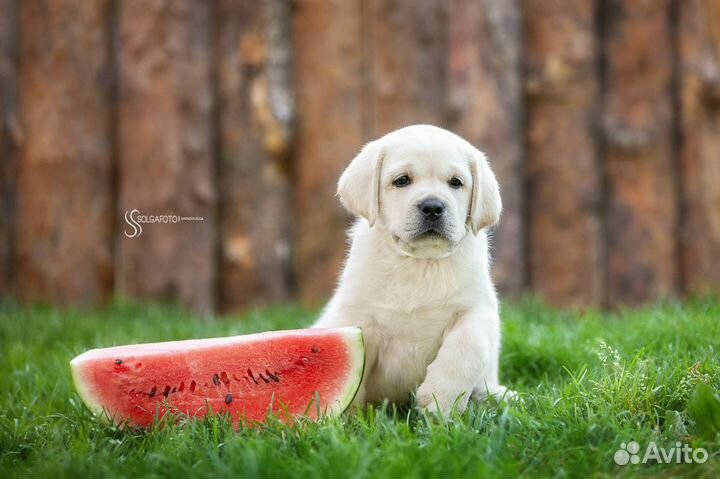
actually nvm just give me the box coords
[70,362,104,416]
[331,326,365,416]
[70,327,365,422]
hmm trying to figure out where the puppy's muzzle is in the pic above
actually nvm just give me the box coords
[418,198,445,223]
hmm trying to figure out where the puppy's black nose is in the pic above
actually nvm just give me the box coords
[419,198,445,222]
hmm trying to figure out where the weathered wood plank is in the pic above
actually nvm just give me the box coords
[293,0,364,305]
[603,0,677,306]
[216,0,294,312]
[117,0,215,314]
[16,0,114,306]
[0,0,19,298]
[678,0,720,295]
[369,0,450,135]
[448,0,524,296]
[523,0,603,307]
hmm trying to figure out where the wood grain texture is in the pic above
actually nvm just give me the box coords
[448,0,524,296]
[523,0,603,307]
[15,0,114,306]
[293,0,364,305]
[216,0,295,312]
[678,0,720,295]
[117,0,215,314]
[3,0,714,311]
[0,0,18,298]
[369,0,450,135]
[602,0,677,306]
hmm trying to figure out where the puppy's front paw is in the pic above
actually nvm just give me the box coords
[416,380,470,416]
[472,384,520,403]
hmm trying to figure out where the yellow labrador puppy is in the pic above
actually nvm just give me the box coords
[314,124,511,415]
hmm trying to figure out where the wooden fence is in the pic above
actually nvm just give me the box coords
[1,0,719,314]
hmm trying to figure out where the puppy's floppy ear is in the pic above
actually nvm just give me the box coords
[337,140,384,226]
[468,148,502,235]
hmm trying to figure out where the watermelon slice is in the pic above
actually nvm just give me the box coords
[70,327,364,427]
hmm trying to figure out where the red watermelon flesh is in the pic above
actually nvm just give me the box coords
[70,327,364,427]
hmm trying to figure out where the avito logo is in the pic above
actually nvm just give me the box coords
[614,441,708,466]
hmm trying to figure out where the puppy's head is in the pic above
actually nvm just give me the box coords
[338,125,501,258]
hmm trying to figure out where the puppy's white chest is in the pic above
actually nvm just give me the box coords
[362,312,448,403]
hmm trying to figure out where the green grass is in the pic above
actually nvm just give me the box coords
[1,298,719,478]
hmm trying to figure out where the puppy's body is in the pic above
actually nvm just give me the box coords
[315,221,500,407]
[314,125,509,414]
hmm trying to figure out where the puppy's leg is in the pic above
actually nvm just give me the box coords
[470,317,516,402]
[417,307,499,415]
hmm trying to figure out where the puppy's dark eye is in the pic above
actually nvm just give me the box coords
[393,175,411,188]
[449,176,463,189]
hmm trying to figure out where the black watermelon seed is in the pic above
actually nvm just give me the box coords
[115,359,123,365]
[225,393,233,404]
[311,347,320,353]
[148,386,157,398]
[212,374,220,386]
